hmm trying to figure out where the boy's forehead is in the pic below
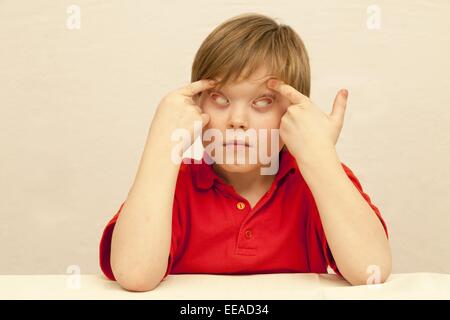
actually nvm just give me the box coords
[214,74,277,95]
[214,62,278,89]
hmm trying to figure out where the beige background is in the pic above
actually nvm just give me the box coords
[0,0,449,275]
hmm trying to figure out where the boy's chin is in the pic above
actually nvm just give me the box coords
[213,162,261,173]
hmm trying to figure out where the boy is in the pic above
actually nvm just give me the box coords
[100,13,391,291]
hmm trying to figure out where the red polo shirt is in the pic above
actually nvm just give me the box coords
[99,148,388,281]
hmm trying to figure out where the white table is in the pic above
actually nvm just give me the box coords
[1,273,449,300]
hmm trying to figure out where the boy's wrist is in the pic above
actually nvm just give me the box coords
[294,146,341,177]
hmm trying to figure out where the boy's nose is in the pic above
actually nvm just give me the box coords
[227,105,249,130]
[227,119,248,130]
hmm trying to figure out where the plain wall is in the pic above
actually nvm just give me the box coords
[1,0,449,275]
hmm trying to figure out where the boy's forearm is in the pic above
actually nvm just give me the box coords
[111,125,180,291]
[295,148,392,286]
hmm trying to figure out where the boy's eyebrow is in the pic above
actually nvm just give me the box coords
[209,85,276,97]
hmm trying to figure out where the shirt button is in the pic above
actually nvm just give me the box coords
[244,229,253,239]
[236,202,246,210]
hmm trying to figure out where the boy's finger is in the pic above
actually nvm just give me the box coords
[330,89,348,124]
[180,79,217,97]
[267,79,307,105]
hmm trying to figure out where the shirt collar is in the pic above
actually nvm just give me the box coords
[191,147,298,191]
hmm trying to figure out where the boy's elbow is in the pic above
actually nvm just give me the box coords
[119,277,161,292]
[115,272,164,292]
[111,264,166,292]
[346,271,390,286]
[342,260,392,286]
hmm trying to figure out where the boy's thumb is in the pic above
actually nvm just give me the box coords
[201,113,210,127]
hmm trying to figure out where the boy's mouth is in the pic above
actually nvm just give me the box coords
[223,140,251,147]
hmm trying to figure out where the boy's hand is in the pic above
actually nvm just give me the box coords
[267,79,348,165]
[151,79,216,151]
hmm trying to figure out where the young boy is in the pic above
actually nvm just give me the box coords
[99,13,391,292]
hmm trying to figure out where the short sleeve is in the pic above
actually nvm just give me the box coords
[99,197,181,281]
[311,163,388,276]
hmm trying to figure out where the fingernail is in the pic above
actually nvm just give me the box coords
[267,79,278,88]
[209,80,217,86]
[341,89,348,98]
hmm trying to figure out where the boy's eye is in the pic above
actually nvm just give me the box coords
[209,92,275,108]
[253,97,274,108]
[210,93,229,106]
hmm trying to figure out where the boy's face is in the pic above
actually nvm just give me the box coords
[198,64,290,174]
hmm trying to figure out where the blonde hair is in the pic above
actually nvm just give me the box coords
[191,13,311,97]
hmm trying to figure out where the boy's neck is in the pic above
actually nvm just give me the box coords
[212,163,277,198]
